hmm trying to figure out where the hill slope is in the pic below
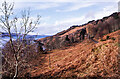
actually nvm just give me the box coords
[27,30,120,78]
[38,12,120,50]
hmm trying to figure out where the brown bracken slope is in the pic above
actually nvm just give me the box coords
[38,12,120,51]
[27,30,120,78]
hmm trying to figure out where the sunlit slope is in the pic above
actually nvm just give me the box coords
[29,30,119,78]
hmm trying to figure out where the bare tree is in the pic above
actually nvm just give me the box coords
[0,1,41,78]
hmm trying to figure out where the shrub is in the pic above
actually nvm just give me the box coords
[100,39,106,41]
[111,37,116,40]
[106,36,110,40]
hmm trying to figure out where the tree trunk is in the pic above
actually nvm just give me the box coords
[13,54,18,79]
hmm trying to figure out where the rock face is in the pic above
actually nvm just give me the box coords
[38,12,120,50]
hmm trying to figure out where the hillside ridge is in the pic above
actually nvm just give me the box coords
[38,12,120,50]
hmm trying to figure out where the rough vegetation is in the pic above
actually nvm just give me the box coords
[26,30,119,78]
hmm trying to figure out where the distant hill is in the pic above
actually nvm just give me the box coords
[0,32,16,37]
[0,32,50,39]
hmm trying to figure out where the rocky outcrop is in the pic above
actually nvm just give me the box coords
[38,12,120,50]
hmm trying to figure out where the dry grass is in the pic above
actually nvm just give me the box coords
[26,30,120,78]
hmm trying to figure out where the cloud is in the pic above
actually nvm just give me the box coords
[54,16,85,25]
[0,1,61,10]
[0,0,80,3]
[1,0,119,3]
[1,0,119,11]
[83,3,118,20]
[56,0,119,12]
[34,3,60,10]
[35,16,95,35]
[37,3,118,35]
[94,4,118,19]
[13,2,61,10]
[56,2,95,12]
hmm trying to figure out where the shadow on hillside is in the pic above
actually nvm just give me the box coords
[90,39,98,43]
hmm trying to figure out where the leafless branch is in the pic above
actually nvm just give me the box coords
[0,1,41,78]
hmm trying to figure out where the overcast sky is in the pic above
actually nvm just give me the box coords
[0,0,119,35]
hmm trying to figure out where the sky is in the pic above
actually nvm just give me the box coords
[0,0,119,35]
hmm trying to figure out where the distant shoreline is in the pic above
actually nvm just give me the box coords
[0,34,50,48]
